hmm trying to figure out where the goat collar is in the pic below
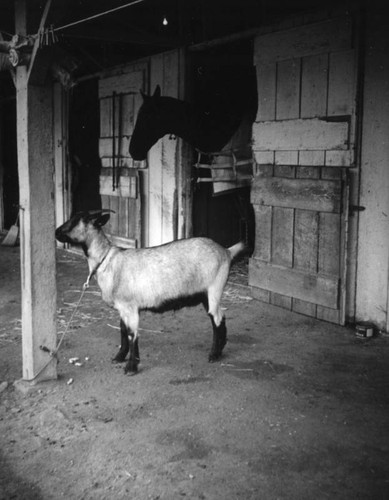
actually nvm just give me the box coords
[83,248,112,290]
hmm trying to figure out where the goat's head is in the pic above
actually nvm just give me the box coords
[55,210,113,245]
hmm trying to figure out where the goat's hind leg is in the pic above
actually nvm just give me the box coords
[208,315,227,362]
[207,284,227,362]
[112,319,129,363]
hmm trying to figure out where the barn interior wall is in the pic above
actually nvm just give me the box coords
[356,10,389,332]
[147,49,186,247]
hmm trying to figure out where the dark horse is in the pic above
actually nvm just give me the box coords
[129,85,244,161]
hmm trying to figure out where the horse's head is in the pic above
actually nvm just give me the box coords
[129,85,167,161]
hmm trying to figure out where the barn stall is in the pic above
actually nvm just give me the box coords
[0,0,389,498]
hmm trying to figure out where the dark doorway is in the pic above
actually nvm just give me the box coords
[68,78,101,213]
[191,39,257,249]
[0,92,18,230]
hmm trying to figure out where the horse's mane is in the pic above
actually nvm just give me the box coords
[154,95,243,153]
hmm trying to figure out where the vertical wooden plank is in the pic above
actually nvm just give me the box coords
[276,59,301,120]
[274,151,297,178]
[321,164,342,180]
[119,197,128,237]
[293,298,317,317]
[294,210,319,272]
[100,97,111,138]
[271,293,292,310]
[16,0,56,382]
[253,205,272,261]
[121,93,135,137]
[53,83,66,230]
[100,195,110,234]
[301,53,328,118]
[316,305,340,323]
[250,285,271,304]
[298,151,323,179]
[255,63,276,121]
[319,212,340,276]
[148,54,164,246]
[0,116,3,229]
[292,204,320,318]
[271,207,294,267]
[127,198,136,242]
[317,168,345,323]
[109,197,119,235]
[160,50,179,244]
[328,50,355,116]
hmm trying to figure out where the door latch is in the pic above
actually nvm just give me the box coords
[349,205,366,214]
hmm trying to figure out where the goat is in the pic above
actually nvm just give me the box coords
[55,210,245,375]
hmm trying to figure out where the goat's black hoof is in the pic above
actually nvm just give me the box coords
[124,365,138,376]
[208,352,222,363]
[112,352,127,363]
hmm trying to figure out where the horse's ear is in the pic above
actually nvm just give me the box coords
[140,89,148,101]
[153,85,161,99]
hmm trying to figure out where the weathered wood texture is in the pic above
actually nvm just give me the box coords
[249,259,339,309]
[254,17,352,64]
[148,49,186,246]
[53,83,71,231]
[98,63,147,247]
[253,16,356,168]
[251,177,341,213]
[16,74,57,381]
[250,14,354,324]
[15,0,57,381]
[253,119,349,151]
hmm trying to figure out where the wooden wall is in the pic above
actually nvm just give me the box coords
[356,10,389,332]
[147,48,187,246]
[97,49,188,248]
[249,11,356,325]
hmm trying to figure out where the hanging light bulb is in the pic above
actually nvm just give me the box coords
[162,16,168,26]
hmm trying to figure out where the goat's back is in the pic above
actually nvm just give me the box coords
[100,237,232,309]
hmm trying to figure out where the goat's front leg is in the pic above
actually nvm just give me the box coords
[120,309,140,375]
[125,331,140,375]
[112,319,130,363]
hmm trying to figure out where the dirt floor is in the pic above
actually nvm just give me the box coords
[0,239,388,500]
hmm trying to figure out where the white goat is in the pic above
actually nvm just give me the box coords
[55,210,244,374]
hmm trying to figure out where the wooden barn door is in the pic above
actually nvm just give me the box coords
[249,15,358,324]
[98,65,147,248]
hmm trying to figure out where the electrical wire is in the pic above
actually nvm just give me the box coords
[53,0,145,33]
[0,0,145,43]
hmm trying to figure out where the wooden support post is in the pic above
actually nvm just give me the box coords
[15,0,57,382]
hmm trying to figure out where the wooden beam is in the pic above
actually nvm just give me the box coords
[15,0,57,382]
[254,17,352,64]
[251,177,342,213]
[252,118,349,151]
[249,258,340,309]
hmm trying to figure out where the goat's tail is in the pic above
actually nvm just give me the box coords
[228,241,246,261]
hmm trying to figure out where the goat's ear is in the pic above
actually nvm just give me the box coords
[152,85,161,99]
[94,213,110,227]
